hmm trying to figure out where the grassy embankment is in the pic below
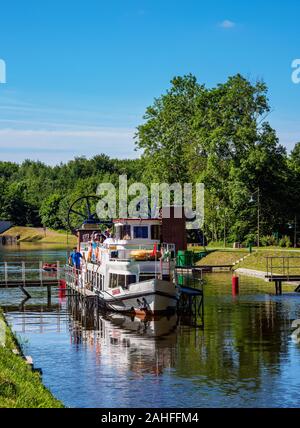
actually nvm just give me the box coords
[191,246,300,273]
[1,226,76,245]
[0,310,63,408]
[194,249,249,267]
[234,249,300,274]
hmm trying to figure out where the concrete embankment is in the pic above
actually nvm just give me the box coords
[234,268,268,279]
[235,268,298,286]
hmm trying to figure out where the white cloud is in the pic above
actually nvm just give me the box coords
[0,127,137,164]
[219,20,236,29]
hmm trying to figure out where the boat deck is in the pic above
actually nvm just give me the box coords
[67,281,96,297]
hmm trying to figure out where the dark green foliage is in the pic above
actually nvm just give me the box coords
[0,155,142,229]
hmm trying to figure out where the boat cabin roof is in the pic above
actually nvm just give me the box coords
[113,218,161,225]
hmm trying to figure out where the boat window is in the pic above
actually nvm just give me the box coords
[151,225,161,240]
[140,274,155,282]
[109,273,136,289]
[115,225,131,240]
[133,226,148,239]
[126,275,136,286]
[109,273,118,288]
[118,275,126,288]
[110,250,118,259]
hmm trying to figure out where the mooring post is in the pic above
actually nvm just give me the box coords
[47,285,51,307]
[275,280,283,296]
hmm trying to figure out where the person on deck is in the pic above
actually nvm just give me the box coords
[70,247,83,271]
[104,228,111,238]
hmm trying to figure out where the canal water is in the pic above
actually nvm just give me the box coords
[1,245,300,408]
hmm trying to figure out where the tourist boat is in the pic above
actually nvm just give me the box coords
[66,216,182,315]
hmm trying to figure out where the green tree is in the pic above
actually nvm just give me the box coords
[39,194,64,229]
[136,74,204,183]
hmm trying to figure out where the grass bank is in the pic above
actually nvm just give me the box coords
[195,250,249,267]
[193,247,300,272]
[1,226,76,246]
[234,249,300,273]
[0,310,63,408]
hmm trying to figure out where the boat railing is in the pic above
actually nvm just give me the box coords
[65,265,95,296]
[109,244,176,263]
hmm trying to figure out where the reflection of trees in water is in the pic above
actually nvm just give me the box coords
[175,298,289,393]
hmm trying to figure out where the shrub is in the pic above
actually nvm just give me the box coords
[279,235,292,248]
[243,233,257,247]
[279,238,286,247]
[285,236,292,248]
[260,235,278,247]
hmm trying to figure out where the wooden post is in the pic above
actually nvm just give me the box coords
[275,280,282,296]
[47,285,51,307]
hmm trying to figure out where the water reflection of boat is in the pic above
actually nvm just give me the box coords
[69,307,178,376]
[108,313,178,340]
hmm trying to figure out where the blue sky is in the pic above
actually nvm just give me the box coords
[0,0,300,164]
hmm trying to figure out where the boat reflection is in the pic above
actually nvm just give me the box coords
[68,297,179,376]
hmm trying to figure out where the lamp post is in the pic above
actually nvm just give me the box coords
[250,187,260,248]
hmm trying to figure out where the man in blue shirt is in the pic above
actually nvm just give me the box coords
[70,247,83,270]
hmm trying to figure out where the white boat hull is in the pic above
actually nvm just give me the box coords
[97,278,178,315]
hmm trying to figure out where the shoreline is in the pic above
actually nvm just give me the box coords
[1,226,76,246]
[0,309,64,408]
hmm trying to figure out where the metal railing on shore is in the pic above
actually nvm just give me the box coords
[266,256,300,280]
[0,260,62,286]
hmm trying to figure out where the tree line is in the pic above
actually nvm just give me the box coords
[1,73,300,245]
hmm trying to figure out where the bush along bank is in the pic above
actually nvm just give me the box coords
[0,310,63,408]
